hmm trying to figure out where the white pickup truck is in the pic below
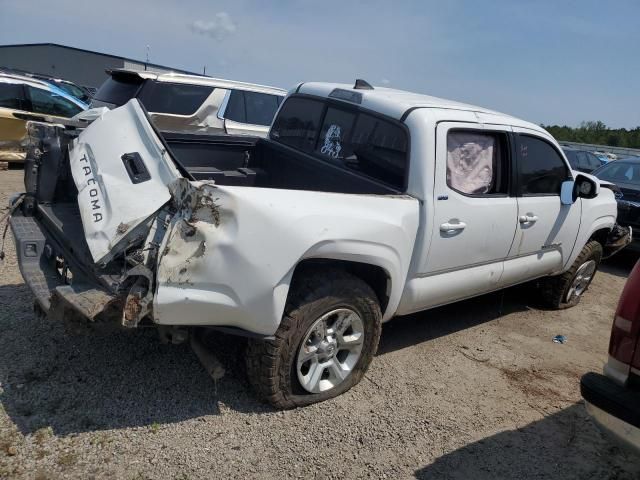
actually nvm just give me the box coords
[8,80,630,408]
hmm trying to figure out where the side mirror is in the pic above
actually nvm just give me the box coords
[561,180,575,205]
[574,174,598,199]
[561,175,598,205]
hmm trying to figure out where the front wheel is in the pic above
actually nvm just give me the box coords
[539,240,603,309]
[246,269,382,409]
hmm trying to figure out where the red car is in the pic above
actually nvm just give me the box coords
[581,261,640,453]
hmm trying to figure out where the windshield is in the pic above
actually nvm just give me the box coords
[594,162,640,185]
[57,82,89,102]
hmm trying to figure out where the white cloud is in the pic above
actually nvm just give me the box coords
[381,78,390,85]
[189,12,236,40]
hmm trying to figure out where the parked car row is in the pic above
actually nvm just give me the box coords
[0,67,94,103]
[562,146,607,173]
[90,68,286,137]
[0,72,88,162]
[0,67,287,163]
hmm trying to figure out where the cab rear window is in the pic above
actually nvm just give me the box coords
[271,96,408,189]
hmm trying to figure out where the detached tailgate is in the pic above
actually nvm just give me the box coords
[69,100,182,264]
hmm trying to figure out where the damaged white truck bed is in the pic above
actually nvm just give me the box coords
[9,80,630,408]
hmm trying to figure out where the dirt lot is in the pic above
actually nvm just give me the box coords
[0,167,639,479]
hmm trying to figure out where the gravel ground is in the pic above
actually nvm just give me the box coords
[1,167,640,479]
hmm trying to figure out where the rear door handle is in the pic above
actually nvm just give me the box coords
[440,221,467,232]
[519,215,539,224]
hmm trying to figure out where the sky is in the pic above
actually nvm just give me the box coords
[1,0,638,128]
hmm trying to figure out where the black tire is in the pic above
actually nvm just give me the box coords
[539,240,603,309]
[246,268,382,409]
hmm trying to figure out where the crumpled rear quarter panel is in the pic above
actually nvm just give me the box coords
[153,182,419,336]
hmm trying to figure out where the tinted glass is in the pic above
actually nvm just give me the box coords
[137,82,213,115]
[0,82,26,110]
[563,150,578,169]
[244,91,281,126]
[518,135,569,195]
[26,86,82,117]
[93,76,143,107]
[576,151,589,170]
[314,108,408,189]
[587,153,602,170]
[314,107,356,158]
[224,90,245,122]
[595,162,640,185]
[58,82,89,102]
[271,97,325,152]
[347,114,408,188]
[447,131,508,195]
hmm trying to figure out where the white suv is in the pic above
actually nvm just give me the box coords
[91,69,285,137]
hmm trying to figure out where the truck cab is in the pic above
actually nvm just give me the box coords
[9,80,629,408]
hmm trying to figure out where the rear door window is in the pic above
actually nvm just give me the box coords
[137,82,214,115]
[447,131,509,195]
[244,92,281,126]
[224,90,246,123]
[0,82,27,110]
[270,97,325,152]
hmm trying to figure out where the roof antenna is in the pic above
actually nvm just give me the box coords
[354,79,374,90]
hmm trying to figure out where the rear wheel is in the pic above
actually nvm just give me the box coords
[246,269,381,409]
[539,240,603,309]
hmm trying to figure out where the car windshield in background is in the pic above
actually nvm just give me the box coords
[93,75,144,107]
[563,149,579,169]
[271,96,408,189]
[26,85,84,117]
[57,82,89,102]
[594,162,640,184]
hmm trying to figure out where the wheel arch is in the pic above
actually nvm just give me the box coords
[291,258,392,317]
[589,227,612,249]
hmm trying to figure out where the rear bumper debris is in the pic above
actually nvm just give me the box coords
[10,212,120,322]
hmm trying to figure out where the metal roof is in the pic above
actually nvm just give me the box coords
[297,82,548,131]
[0,43,199,75]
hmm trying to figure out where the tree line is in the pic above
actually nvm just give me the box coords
[542,121,640,149]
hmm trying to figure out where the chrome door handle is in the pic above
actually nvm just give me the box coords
[440,221,467,232]
[519,215,539,224]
